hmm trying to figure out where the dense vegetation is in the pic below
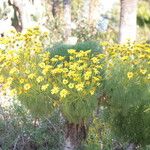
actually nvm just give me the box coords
[0,0,150,150]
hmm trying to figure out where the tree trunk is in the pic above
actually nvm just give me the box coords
[119,0,138,43]
[52,0,60,18]
[63,0,71,41]
[9,0,32,30]
[82,0,90,21]
[64,122,87,150]
[89,0,101,25]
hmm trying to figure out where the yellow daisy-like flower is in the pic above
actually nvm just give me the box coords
[60,89,69,98]
[38,62,45,68]
[58,56,64,61]
[51,86,59,94]
[24,83,31,91]
[0,75,4,83]
[25,70,30,74]
[127,72,134,79]
[68,49,76,54]
[19,78,25,84]
[91,57,99,63]
[28,73,36,79]
[68,83,74,89]
[75,83,84,91]
[36,76,44,83]
[63,79,68,85]
[121,56,128,61]
[84,71,92,80]
[41,84,49,91]
[140,69,147,75]
[7,77,13,85]
[9,67,18,75]
[10,89,17,96]
[90,90,95,95]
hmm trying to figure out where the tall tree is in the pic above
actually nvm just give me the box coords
[52,0,61,18]
[119,0,138,43]
[82,0,101,25]
[89,0,101,25]
[8,0,32,31]
[82,0,90,20]
[63,0,71,41]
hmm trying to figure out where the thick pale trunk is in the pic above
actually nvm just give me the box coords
[64,122,87,150]
[9,0,32,30]
[119,0,138,43]
[89,0,101,25]
[82,0,90,20]
[82,0,100,25]
[63,0,71,41]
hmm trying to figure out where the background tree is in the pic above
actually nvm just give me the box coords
[119,0,138,43]
[63,0,72,41]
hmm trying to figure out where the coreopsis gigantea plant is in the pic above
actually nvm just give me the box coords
[0,27,104,122]
[103,42,150,108]
[0,27,105,149]
[103,42,150,148]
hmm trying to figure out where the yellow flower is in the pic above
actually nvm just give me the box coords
[0,75,4,83]
[10,89,17,96]
[97,54,105,59]
[51,58,58,62]
[84,71,92,80]
[75,83,84,91]
[63,79,68,85]
[42,66,50,75]
[90,90,95,95]
[25,70,30,74]
[51,86,59,94]
[19,78,25,84]
[140,69,147,75]
[127,72,134,79]
[24,83,31,91]
[36,76,44,83]
[38,62,45,68]
[90,89,95,95]
[68,71,75,77]
[7,77,13,85]
[58,56,64,61]
[68,49,76,54]
[68,83,74,89]
[93,76,101,82]
[91,57,99,63]
[9,67,18,74]
[28,73,36,79]
[121,56,128,61]
[41,84,49,91]
[69,56,74,60]
[60,89,69,98]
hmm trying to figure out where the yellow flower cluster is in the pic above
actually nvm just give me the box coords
[104,42,150,82]
[0,28,104,111]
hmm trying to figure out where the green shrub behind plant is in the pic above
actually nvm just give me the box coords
[48,41,102,57]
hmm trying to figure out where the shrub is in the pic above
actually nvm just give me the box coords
[103,42,150,147]
[47,41,102,57]
[0,27,104,123]
[104,42,150,109]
